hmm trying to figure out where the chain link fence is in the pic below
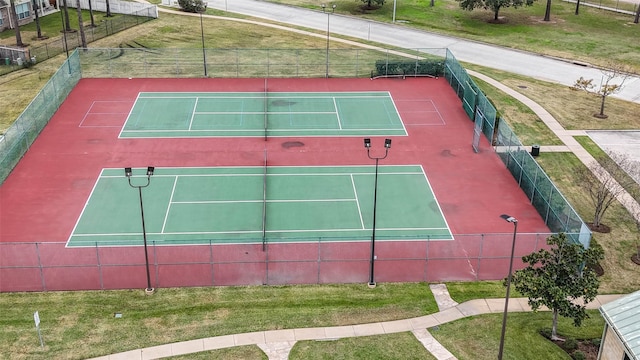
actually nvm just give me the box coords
[0,51,81,183]
[0,232,565,291]
[443,49,591,247]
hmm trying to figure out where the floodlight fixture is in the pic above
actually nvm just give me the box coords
[384,138,392,148]
[364,138,371,148]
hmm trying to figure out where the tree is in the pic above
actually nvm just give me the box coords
[572,63,632,118]
[512,233,603,340]
[576,153,639,230]
[76,0,87,48]
[574,0,581,15]
[88,0,96,27]
[8,0,24,47]
[635,3,639,24]
[360,0,385,8]
[106,0,112,17]
[543,0,551,21]
[62,0,73,32]
[458,0,536,22]
[178,0,207,13]
[32,0,44,39]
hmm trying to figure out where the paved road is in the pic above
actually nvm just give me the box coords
[208,0,640,103]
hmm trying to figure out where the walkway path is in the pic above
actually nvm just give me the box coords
[90,287,622,360]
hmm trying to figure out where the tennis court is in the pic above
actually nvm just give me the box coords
[67,165,452,247]
[119,91,407,138]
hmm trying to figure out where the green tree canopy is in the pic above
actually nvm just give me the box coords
[511,233,603,339]
[458,0,537,21]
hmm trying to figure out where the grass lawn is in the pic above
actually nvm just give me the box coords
[290,332,438,360]
[268,0,640,72]
[431,311,605,360]
[0,283,439,360]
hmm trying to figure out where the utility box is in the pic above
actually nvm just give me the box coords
[531,145,540,157]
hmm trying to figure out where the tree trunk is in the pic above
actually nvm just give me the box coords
[76,0,87,48]
[494,7,500,21]
[551,309,559,339]
[63,0,72,31]
[9,0,24,47]
[88,0,96,27]
[575,0,580,15]
[33,0,43,38]
[544,0,552,21]
[635,3,639,24]
[106,0,112,17]
[599,94,606,117]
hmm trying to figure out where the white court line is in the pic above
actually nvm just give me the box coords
[333,97,343,130]
[188,97,199,131]
[161,176,179,233]
[351,174,366,230]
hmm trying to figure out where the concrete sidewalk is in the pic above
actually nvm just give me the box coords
[89,294,622,360]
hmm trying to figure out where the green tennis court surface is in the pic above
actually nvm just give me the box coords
[119,92,407,138]
[67,165,452,247]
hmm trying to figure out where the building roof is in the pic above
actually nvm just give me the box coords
[600,291,640,360]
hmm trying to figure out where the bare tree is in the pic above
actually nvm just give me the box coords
[572,63,632,118]
[9,0,24,47]
[576,153,639,231]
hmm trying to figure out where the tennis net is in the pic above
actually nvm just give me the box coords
[262,148,268,250]
[263,78,268,141]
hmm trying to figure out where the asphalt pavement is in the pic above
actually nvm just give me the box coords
[208,0,640,104]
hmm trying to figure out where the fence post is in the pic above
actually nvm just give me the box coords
[96,242,104,290]
[35,243,46,291]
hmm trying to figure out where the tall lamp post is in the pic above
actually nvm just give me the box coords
[321,3,336,78]
[198,3,208,77]
[364,138,392,288]
[498,214,518,360]
[125,166,155,294]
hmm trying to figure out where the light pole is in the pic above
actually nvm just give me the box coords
[498,214,518,360]
[198,4,208,77]
[125,166,155,294]
[321,4,336,78]
[364,138,392,288]
[392,0,397,22]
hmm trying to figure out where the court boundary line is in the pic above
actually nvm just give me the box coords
[119,91,407,138]
[78,100,134,128]
[66,165,453,247]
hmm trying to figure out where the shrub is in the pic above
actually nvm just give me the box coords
[591,338,602,347]
[177,0,206,13]
[564,338,578,352]
[572,350,586,360]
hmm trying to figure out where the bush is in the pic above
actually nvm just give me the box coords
[572,350,586,360]
[564,338,578,352]
[177,0,206,13]
[591,338,602,347]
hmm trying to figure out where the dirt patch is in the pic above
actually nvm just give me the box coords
[282,141,304,149]
[551,338,600,360]
[587,223,611,233]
